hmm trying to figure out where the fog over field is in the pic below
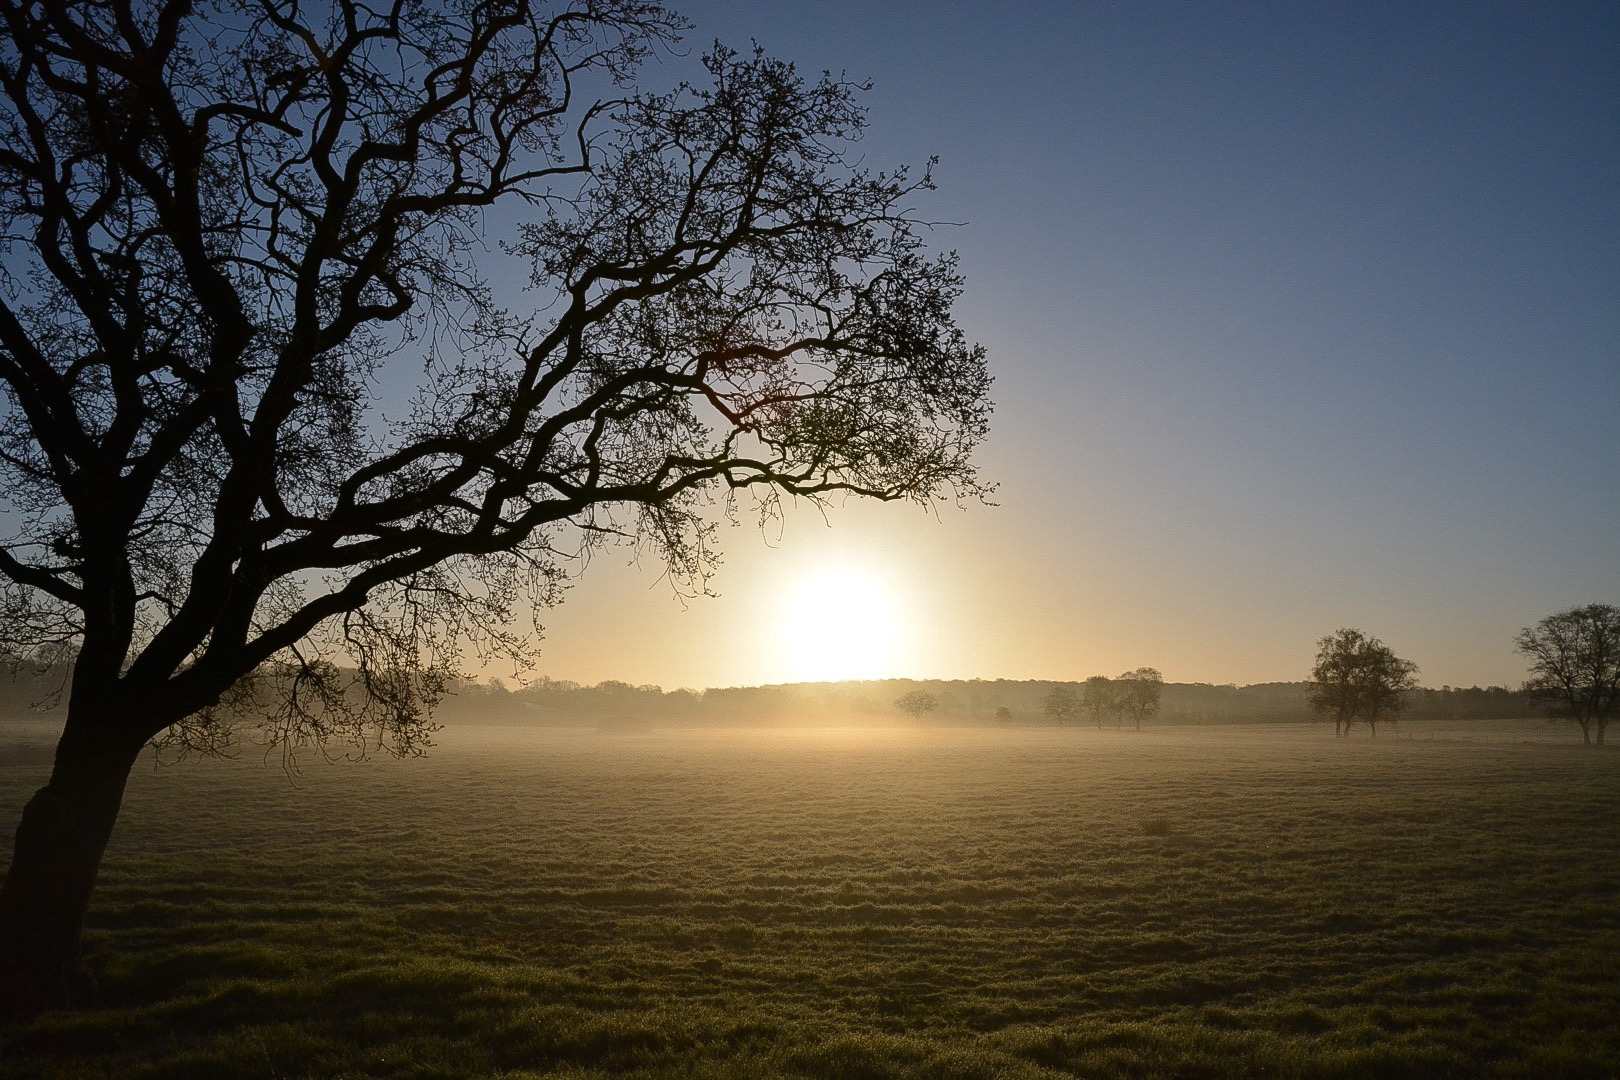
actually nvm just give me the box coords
[0,0,1614,1072]
[2,717,1615,1077]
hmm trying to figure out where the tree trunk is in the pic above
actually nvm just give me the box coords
[0,733,142,1014]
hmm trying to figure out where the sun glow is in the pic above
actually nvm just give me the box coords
[775,565,903,683]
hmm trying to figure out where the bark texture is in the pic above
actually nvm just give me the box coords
[0,738,140,1014]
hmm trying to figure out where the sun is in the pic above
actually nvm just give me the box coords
[776,565,903,683]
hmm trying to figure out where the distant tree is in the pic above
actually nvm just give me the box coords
[994,706,1014,726]
[1404,684,1534,723]
[1515,604,1620,746]
[1115,667,1163,730]
[1042,684,1083,727]
[0,2,990,1013]
[1306,629,1419,737]
[895,690,939,720]
[1081,675,1114,729]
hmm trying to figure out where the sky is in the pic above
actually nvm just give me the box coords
[515,1,1618,692]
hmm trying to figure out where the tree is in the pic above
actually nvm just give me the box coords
[1081,675,1113,729]
[894,690,939,720]
[1042,684,1082,727]
[1115,667,1162,730]
[1306,629,1419,737]
[1515,604,1620,746]
[0,2,990,1012]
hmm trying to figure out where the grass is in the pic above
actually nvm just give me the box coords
[1,719,1617,1077]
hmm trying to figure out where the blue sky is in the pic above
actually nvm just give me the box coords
[526,1,1619,689]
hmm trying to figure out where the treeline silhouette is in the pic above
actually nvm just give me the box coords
[0,650,70,716]
[1,650,1536,729]
[432,676,1536,727]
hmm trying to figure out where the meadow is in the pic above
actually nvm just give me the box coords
[0,718,1616,1078]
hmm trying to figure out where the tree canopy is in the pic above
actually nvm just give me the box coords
[1081,674,1114,729]
[1306,628,1418,737]
[0,0,989,1013]
[1115,667,1162,730]
[1042,684,1082,727]
[895,689,939,720]
[1515,604,1620,746]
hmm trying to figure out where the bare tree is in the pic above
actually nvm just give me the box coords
[895,689,939,720]
[1307,629,1418,737]
[1115,667,1162,730]
[0,1,990,1012]
[1081,674,1113,729]
[1515,604,1620,746]
[1042,683,1081,727]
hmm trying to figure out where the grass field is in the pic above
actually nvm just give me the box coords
[1,718,1617,1078]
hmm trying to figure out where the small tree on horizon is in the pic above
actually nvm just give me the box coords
[895,690,940,720]
[1115,667,1163,730]
[1042,684,1083,727]
[1306,629,1419,737]
[1081,675,1114,729]
[1515,604,1620,746]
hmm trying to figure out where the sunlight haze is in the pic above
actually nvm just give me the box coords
[771,563,907,684]
[516,2,1617,692]
[4,3,1620,1066]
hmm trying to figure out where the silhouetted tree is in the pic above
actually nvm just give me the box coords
[895,690,939,720]
[1115,667,1163,730]
[1515,604,1620,746]
[0,1,989,1013]
[1081,675,1114,729]
[1306,629,1418,737]
[1042,684,1082,727]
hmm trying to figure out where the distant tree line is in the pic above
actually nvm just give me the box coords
[1304,604,1618,744]
[1043,669,1163,729]
[3,652,1547,732]
[6,613,1608,745]
[0,647,74,715]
